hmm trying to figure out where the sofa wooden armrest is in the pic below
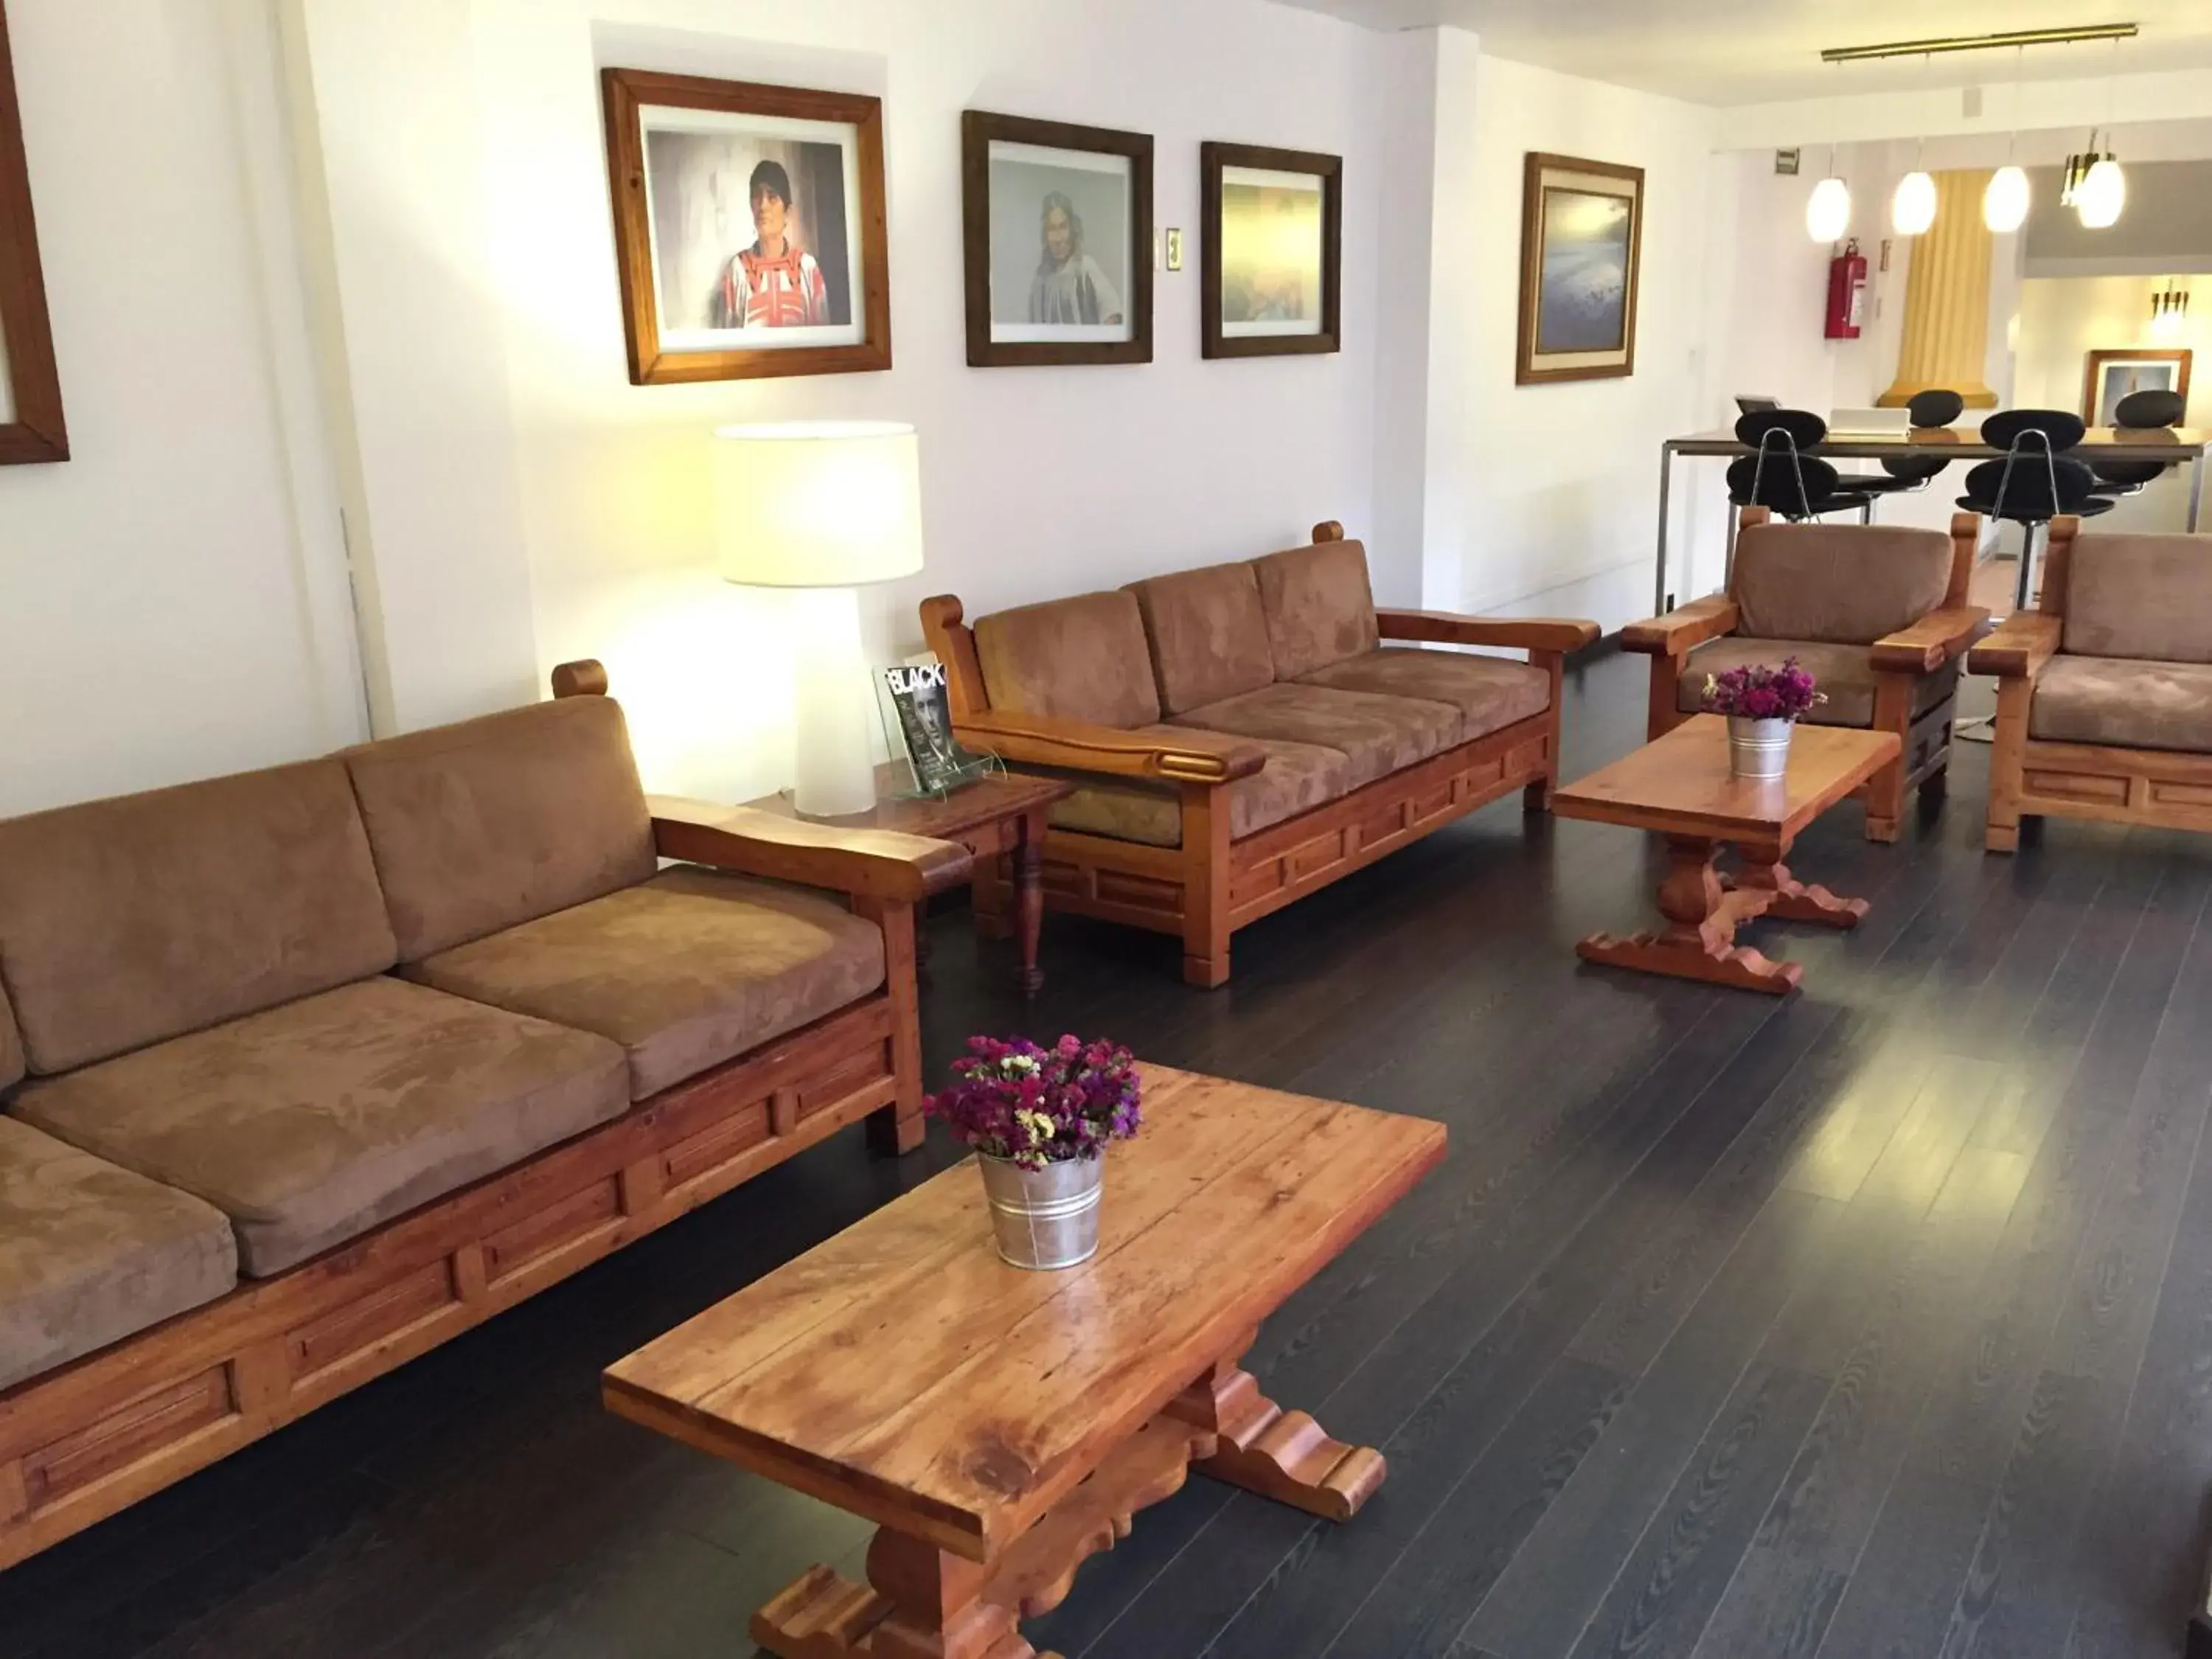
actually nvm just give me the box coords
[648,797,972,901]
[1871,605,1991,674]
[1619,596,1740,655]
[955,711,1266,784]
[1374,610,1601,654]
[1968,613,2062,681]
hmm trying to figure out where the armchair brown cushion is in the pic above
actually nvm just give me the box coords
[1174,683,1460,790]
[10,977,630,1277]
[973,590,1164,730]
[1046,732,1353,848]
[2060,533,2212,665]
[403,867,886,1101]
[0,1117,238,1391]
[344,696,658,962]
[1251,539,1380,680]
[1678,639,1958,729]
[0,980,23,1093]
[0,762,398,1077]
[1125,562,1278,716]
[2028,655,2212,752]
[1732,524,1954,647]
[1297,647,1551,740]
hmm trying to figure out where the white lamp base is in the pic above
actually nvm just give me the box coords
[790,586,877,818]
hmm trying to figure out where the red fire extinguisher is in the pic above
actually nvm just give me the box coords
[1826,239,1868,340]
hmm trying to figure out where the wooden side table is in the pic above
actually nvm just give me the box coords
[744,765,1072,993]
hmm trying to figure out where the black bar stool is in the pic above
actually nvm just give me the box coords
[2091,388,2188,498]
[1958,408,2113,611]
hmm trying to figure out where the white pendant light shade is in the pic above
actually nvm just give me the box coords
[1891,170,1938,236]
[1806,176,1852,243]
[2076,157,2126,229]
[1984,165,2031,233]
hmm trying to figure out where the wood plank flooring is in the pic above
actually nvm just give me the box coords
[6,650,2212,1658]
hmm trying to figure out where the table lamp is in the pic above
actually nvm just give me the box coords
[714,421,925,817]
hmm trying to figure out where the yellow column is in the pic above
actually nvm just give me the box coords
[1879,170,1998,409]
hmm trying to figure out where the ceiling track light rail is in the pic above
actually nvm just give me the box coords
[1820,23,2138,63]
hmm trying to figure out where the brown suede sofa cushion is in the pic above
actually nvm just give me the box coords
[1732,523,1953,647]
[1298,647,1551,739]
[1124,563,1279,717]
[344,697,658,962]
[0,979,23,1093]
[2061,533,2212,665]
[0,1116,237,1391]
[0,762,398,1077]
[973,590,1164,729]
[403,867,886,1101]
[1251,538,1381,679]
[1678,638,1958,728]
[1172,683,1461,789]
[10,977,629,1277]
[1048,731,1353,849]
[2029,655,2212,752]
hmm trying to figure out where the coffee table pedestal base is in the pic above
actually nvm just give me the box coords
[1575,835,1867,995]
[751,1341,1379,1659]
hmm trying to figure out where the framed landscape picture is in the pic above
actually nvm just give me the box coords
[1201,142,1341,359]
[0,0,66,463]
[1516,152,1644,386]
[962,110,1152,368]
[2081,348,2191,426]
[602,69,891,383]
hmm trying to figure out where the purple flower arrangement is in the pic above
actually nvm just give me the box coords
[1702,656,1825,723]
[925,1034,1141,1170]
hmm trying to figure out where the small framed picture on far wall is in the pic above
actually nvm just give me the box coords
[962,110,1154,367]
[2081,348,2191,427]
[1201,142,1342,358]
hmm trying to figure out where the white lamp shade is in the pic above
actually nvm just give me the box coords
[1983,165,2031,233]
[1891,170,1938,236]
[1806,176,1852,244]
[2076,158,2126,229]
[714,421,925,588]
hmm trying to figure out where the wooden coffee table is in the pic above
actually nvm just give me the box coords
[602,1067,1445,1659]
[1551,716,1901,995]
[745,765,1073,993]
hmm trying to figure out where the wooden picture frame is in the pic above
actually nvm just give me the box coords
[1516,151,1644,387]
[962,111,1152,368]
[1200,142,1341,359]
[2081,347,2191,426]
[0,0,66,463]
[601,69,891,384]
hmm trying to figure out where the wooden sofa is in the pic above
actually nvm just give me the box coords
[1970,521,2212,850]
[1620,507,1987,841]
[920,521,1599,986]
[0,661,966,1569]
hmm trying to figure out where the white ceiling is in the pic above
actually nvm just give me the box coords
[1270,0,2212,107]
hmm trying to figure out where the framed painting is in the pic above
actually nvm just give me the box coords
[2081,348,2191,426]
[601,69,891,384]
[1200,142,1341,359]
[962,111,1152,368]
[0,0,66,463]
[1516,152,1644,386]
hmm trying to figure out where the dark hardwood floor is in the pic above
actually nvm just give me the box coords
[7,651,2212,1658]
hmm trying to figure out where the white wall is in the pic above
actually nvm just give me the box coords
[0,0,363,818]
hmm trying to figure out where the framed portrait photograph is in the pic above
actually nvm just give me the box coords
[602,69,890,384]
[0,0,66,464]
[2081,348,2191,426]
[962,111,1152,367]
[1201,142,1341,359]
[1516,152,1645,386]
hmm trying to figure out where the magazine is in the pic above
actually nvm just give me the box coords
[880,658,982,794]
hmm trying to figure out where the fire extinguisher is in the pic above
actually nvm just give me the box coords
[1826,239,1868,340]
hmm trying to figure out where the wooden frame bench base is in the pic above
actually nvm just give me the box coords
[748,1332,1382,1659]
[0,979,921,1573]
[1988,723,2212,852]
[975,714,1557,988]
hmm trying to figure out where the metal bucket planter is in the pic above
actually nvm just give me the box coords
[978,1154,1103,1270]
[1727,715,1793,781]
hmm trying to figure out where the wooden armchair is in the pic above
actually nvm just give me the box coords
[1969,520,2212,852]
[1621,508,1986,841]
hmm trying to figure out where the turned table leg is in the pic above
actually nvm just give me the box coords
[1576,835,1805,994]
[1013,807,1048,995]
[753,1531,1038,1659]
